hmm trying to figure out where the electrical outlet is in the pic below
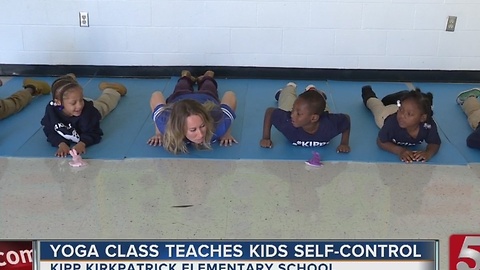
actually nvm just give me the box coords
[446,16,457,32]
[79,12,89,27]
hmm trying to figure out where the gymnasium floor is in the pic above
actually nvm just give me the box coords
[1,75,479,269]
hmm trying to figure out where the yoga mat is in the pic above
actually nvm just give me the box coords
[0,76,474,165]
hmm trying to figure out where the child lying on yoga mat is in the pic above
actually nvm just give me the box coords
[148,70,237,154]
[41,74,127,157]
[260,82,351,153]
[361,86,440,163]
[0,78,50,120]
[456,88,480,149]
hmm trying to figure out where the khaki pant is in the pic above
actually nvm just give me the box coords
[461,96,480,130]
[0,89,33,120]
[278,83,329,112]
[366,97,398,128]
[91,88,121,119]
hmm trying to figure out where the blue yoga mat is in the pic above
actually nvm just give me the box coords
[13,77,170,159]
[411,82,480,163]
[0,76,474,165]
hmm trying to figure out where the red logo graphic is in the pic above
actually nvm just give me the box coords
[450,235,480,270]
[0,241,33,270]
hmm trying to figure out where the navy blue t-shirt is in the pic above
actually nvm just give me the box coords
[378,113,441,146]
[271,109,350,147]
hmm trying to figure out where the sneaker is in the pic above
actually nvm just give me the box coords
[180,70,196,83]
[381,90,409,106]
[456,88,480,105]
[361,85,377,106]
[305,84,316,91]
[99,82,127,96]
[197,70,215,82]
[275,82,297,101]
[23,78,51,95]
[274,89,282,101]
[305,84,327,100]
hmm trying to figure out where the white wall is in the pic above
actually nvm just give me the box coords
[0,0,479,70]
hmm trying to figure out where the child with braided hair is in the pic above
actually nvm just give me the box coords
[361,86,441,163]
[41,74,127,157]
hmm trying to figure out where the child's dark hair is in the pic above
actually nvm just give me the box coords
[298,90,326,115]
[51,75,81,103]
[400,88,434,122]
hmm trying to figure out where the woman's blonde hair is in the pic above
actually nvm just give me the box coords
[162,99,218,154]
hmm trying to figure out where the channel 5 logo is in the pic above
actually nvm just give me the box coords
[450,235,480,270]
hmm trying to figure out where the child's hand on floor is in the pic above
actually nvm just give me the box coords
[336,144,350,153]
[56,142,70,158]
[413,151,431,162]
[260,138,273,148]
[399,149,416,163]
[72,142,86,155]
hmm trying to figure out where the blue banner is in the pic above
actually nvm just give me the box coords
[39,240,436,261]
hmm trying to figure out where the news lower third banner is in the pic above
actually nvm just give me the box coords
[37,240,438,270]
